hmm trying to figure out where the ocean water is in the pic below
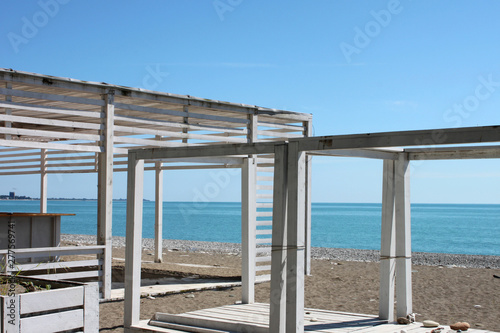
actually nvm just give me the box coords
[0,201,498,256]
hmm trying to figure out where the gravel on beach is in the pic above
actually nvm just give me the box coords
[62,234,500,269]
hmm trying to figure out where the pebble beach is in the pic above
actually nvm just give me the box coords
[61,234,500,332]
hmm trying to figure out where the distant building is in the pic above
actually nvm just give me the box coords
[9,192,15,199]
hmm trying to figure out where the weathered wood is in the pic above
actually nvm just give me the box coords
[154,157,163,263]
[20,286,83,314]
[0,138,102,153]
[20,309,84,333]
[98,91,114,300]
[84,283,100,332]
[379,160,396,321]
[304,120,313,276]
[40,149,47,213]
[241,156,257,304]
[394,154,412,318]
[269,143,288,333]
[3,294,20,333]
[286,141,306,333]
[124,153,145,328]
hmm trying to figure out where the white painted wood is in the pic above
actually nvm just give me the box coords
[34,270,101,280]
[394,154,412,318]
[241,156,257,304]
[0,139,102,153]
[0,113,102,131]
[3,83,12,141]
[40,149,47,213]
[269,143,288,333]
[0,245,104,257]
[154,157,164,263]
[124,154,145,328]
[304,120,313,276]
[0,100,102,119]
[0,126,102,141]
[0,87,105,107]
[20,309,84,333]
[14,259,101,272]
[84,283,100,332]
[379,160,396,321]
[310,148,400,160]
[20,286,83,314]
[286,141,306,333]
[3,294,20,333]
[98,91,114,300]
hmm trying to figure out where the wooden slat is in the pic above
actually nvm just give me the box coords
[20,286,83,314]
[20,309,84,333]
[14,259,101,272]
[255,265,271,272]
[255,229,272,236]
[255,256,271,263]
[33,269,101,280]
[0,245,104,258]
[256,238,272,245]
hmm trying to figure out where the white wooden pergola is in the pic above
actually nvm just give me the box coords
[0,68,313,300]
[124,125,500,332]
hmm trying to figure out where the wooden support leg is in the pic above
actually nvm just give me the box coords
[286,142,306,333]
[242,156,257,304]
[124,154,144,328]
[395,154,412,318]
[379,160,396,321]
[269,144,288,333]
[154,161,163,263]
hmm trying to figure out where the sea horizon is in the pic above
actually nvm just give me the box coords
[1,200,499,257]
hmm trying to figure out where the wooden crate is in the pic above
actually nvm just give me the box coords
[0,276,98,333]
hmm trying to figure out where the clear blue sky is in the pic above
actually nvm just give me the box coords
[1,0,500,203]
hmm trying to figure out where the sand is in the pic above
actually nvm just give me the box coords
[93,245,500,333]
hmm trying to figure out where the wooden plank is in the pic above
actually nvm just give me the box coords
[286,141,306,333]
[3,294,20,333]
[0,245,104,257]
[84,283,99,332]
[124,154,145,328]
[154,159,164,263]
[34,270,101,280]
[149,320,225,333]
[0,87,105,107]
[394,154,412,318]
[241,156,257,304]
[20,286,83,314]
[269,143,288,333]
[14,259,101,271]
[20,309,84,333]
[304,120,313,276]
[0,139,102,153]
[379,160,396,321]
[0,113,101,131]
[0,126,101,142]
[255,256,271,262]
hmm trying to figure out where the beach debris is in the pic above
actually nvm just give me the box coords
[422,320,440,327]
[234,300,242,305]
[407,313,416,323]
[397,317,410,325]
[473,304,482,308]
[228,294,235,297]
[310,317,319,322]
[430,327,444,333]
[185,294,195,298]
[400,329,407,333]
[493,274,500,279]
[450,322,470,331]
[146,295,155,300]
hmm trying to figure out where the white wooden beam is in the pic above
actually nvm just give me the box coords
[154,156,163,263]
[394,153,412,318]
[241,156,256,304]
[97,91,114,300]
[269,143,288,333]
[285,141,306,333]
[0,139,102,153]
[40,149,47,213]
[379,160,396,321]
[407,146,500,160]
[124,153,144,328]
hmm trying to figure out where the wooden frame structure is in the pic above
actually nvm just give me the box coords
[0,68,313,300]
[124,125,500,332]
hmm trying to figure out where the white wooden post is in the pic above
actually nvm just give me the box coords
[286,141,306,333]
[97,91,114,300]
[40,149,48,213]
[124,153,144,329]
[379,160,396,321]
[269,143,288,333]
[241,113,258,304]
[241,156,256,304]
[154,137,164,263]
[395,153,412,318]
[304,120,313,275]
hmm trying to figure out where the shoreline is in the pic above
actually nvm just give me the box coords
[62,234,500,269]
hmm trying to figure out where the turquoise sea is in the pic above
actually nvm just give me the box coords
[1,201,499,256]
